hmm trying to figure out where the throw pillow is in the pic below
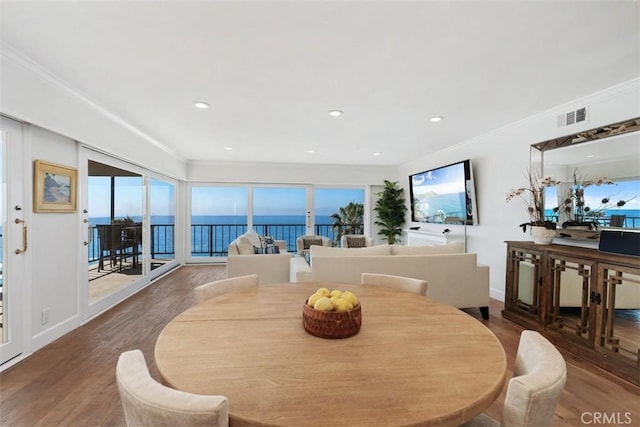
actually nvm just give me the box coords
[245,228,261,247]
[254,235,280,254]
[236,236,255,255]
[302,238,323,250]
[346,236,367,248]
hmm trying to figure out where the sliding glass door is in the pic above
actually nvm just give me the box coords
[149,178,176,271]
[81,149,178,318]
[86,161,143,304]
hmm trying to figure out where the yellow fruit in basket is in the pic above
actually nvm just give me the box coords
[330,289,343,298]
[335,298,354,312]
[313,296,335,312]
[307,292,324,307]
[330,295,340,305]
[342,291,359,307]
[316,287,331,297]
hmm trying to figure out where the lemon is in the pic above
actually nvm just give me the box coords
[342,290,359,307]
[313,296,335,312]
[335,298,354,312]
[330,289,343,298]
[307,292,324,307]
[316,287,331,297]
[330,295,340,304]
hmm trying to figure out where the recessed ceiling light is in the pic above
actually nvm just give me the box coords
[429,116,444,122]
[193,101,210,109]
[308,149,317,154]
[586,154,595,158]
[328,110,343,117]
[373,152,381,156]
[224,147,233,151]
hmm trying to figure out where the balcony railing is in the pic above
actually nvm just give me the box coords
[86,223,344,263]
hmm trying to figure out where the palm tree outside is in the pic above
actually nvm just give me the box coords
[330,202,364,245]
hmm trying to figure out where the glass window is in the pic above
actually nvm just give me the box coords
[191,186,248,257]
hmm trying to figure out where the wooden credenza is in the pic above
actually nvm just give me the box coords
[503,241,640,385]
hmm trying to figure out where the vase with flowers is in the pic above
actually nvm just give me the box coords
[506,171,559,244]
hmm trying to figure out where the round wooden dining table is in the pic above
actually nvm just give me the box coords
[155,283,507,427]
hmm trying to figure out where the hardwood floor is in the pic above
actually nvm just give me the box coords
[1,265,638,426]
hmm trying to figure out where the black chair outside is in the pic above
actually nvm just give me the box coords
[610,215,626,227]
[96,224,141,272]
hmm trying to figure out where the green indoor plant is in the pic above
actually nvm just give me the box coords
[374,180,407,244]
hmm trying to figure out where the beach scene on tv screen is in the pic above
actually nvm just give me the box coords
[412,162,467,223]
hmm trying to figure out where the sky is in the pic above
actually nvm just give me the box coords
[545,180,640,212]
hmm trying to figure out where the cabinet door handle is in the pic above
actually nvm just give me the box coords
[14,218,28,254]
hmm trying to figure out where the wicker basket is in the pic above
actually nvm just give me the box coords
[302,302,362,339]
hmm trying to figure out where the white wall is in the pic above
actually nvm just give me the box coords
[23,125,83,351]
[0,44,187,181]
[188,160,397,185]
[399,78,640,301]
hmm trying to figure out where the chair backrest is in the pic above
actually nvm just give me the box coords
[361,273,428,296]
[116,349,228,427]
[340,235,374,248]
[194,274,259,303]
[501,330,567,427]
[610,215,626,227]
[296,235,331,254]
[96,224,122,252]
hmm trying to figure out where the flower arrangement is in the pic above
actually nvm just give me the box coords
[506,171,560,231]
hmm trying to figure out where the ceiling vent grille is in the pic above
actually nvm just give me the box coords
[557,107,588,128]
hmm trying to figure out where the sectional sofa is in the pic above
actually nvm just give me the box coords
[290,243,490,319]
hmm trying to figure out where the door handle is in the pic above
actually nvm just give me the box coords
[14,218,28,254]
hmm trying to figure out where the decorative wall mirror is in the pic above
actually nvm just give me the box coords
[531,117,640,235]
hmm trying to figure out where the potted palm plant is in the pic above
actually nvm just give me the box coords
[374,180,407,244]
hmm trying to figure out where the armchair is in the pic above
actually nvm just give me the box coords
[296,235,332,255]
[340,235,373,248]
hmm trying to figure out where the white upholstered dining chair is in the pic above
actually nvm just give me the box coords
[116,349,228,427]
[462,330,567,427]
[361,273,428,296]
[194,274,259,304]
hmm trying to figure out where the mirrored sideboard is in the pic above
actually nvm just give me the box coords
[503,241,640,385]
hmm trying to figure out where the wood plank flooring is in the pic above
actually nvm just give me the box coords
[1,265,638,426]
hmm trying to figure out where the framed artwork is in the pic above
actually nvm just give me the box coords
[34,160,77,212]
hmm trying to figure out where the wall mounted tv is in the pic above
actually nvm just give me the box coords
[409,159,478,225]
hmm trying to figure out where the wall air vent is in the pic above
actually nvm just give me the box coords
[557,106,588,128]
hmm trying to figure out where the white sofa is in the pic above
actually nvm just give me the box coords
[290,243,490,319]
[226,231,293,284]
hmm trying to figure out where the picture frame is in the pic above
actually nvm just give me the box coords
[34,160,77,212]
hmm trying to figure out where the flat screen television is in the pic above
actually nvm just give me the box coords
[409,159,478,225]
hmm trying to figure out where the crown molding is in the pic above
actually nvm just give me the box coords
[1,42,186,162]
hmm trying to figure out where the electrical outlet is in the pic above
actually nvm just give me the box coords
[41,308,50,325]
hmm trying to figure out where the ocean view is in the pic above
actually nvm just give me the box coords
[2,211,639,265]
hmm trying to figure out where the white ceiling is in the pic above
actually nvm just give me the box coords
[1,0,639,166]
